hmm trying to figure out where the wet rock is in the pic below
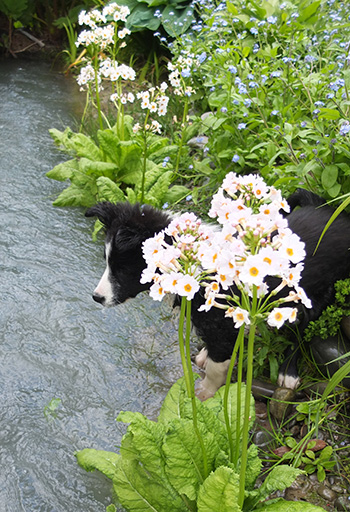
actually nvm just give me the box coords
[341,316,350,338]
[334,495,350,510]
[317,484,338,502]
[269,387,296,421]
[187,136,208,149]
[284,475,312,501]
[310,335,350,388]
[252,379,277,401]
[255,400,268,420]
[253,430,274,449]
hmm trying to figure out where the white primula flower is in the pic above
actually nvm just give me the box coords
[267,308,289,329]
[176,274,200,300]
[240,254,270,287]
[225,307,250,328]
[279,233,306,264]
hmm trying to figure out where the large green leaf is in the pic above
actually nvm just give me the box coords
[163,419,219,501]
[79,158,119,178]
[67,133,102,160]
[205,383,255,439]
[97,129,120,164]
[52,184,96,207]
[46,159,79,181]
[158,376,196,423]
[125,4,161,31]
[145,170,173,207]
[116,411,187,511]
[244,466,304,511]
[96,177,126,203]
[75,448,120,480]
[113,457,187,512]
[116,141,143,184]
[197,466,240,512]
[162,5,194,36]
[163,185,189,204]
[258,499,325,512]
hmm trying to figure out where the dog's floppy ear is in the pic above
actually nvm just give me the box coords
[85,202,126,229]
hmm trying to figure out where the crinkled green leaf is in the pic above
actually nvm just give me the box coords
[163,418,219,501]
[125,4,160,31]
[67,133,102,160]
[75,448,119,480]
[116,141,142,184]
[205,383,255,439]
[158,376,197,424]
[79,157,118,179]
[250,466,304,509]
[197,466,240,512]
[52,184,96,207]
[114,457,187,512]
[97,129,120,164]
[162,5,194,36]
[117,411,167,480]
[163,185,189,204]
[46,159,79,181]
[96,177,126,203]
[258,499,325,512]
[145,170,173,207]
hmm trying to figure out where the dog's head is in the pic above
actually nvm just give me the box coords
[85,202,171,306]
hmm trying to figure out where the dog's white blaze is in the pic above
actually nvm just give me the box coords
[94,241,114,306]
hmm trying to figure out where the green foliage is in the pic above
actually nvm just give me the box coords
[304,278,350,340]
[76,376,321,512]
[47,119,189,213]
[281,437,336,483]
[166,0,350,201]
[114,0,195,36]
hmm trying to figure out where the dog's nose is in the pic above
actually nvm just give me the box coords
[93,293,105,305]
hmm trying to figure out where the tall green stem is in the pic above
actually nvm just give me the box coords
[174,98,189,175]
[93,52,103,130]
[178,297,192,396]
[184,299,208,478]
[223,325,245,466]
[238,320,257,508]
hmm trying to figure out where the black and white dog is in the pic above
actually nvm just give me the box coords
[85,189,350,397]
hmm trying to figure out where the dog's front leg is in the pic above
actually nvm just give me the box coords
[195,356,231,401]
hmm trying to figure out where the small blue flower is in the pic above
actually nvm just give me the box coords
[250,27,258,35]
[267,15,277,24]
[162,202,169,209]
[340,122,350,136]
[313,109,320,116]
[270,71,282,78]
[249,81,258,88]
[181,69,191,78]
[314,101,325,107]
[197,52,207,64]
[271,110,279,116]
[244,98,252,107]
[186,195,192,201]
[237,123,247,130]
[300,121,307,128]
[232,154,240,162]
[221,107,228,113]
[228,65,237,74]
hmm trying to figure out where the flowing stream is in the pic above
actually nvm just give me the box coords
[0,59,183,511]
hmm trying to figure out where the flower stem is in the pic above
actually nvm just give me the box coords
[174,98,189,175]
[223,324,245,466]
[238,318,257,508]
[185,299,209,478]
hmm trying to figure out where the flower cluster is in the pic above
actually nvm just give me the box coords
[168,55,196,96]
[136,83,169,116]
[133,120,162,135]
[142,173,311,330]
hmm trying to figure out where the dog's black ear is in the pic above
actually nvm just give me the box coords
[85,202,127,229]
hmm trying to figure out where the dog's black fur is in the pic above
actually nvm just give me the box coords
[86,189,350,392]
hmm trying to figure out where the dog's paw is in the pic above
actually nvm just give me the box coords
[277,372,301,390]
[195,347,208,369]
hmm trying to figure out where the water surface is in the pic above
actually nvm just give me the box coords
[0,59,182,511]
